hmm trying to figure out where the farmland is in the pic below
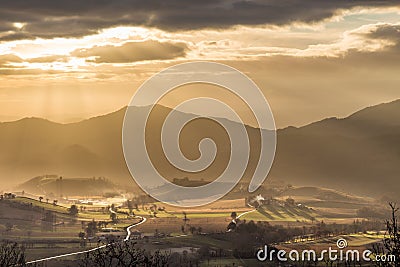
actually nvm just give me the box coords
[0,185,391,266]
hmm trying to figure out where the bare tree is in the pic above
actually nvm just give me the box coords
[383,203,400,266]
[0,242,26,266]
[373,202,400,267]
[182,211,189,233]
[79,239,170,267]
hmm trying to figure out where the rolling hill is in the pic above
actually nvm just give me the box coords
[15,175,122,197]
[273,99,400,197]
[0,100,399,199]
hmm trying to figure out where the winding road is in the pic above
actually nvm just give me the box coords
[25,213,146,265]
[24,207,251,265]
[124,216,147,241]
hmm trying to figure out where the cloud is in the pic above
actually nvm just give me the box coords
[0,0,399,40]
[0,32,34,42]
[291,22,400,57]
[0,54,23,67]
[357,23,400,51]
[26,55,69,63]
[363,24,400,39]
[71,40,188,63]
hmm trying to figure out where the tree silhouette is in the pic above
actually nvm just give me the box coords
[231,212,237,220]
[0,242,26,266]
[127,200,133,215]
[79,239,170,267]
[110,212,117,222]
[69,204,79,216]
[78,232,86,247]
[372,202,400,267]
[85,219,98,237]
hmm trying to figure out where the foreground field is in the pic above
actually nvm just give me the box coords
[0,186,389,266]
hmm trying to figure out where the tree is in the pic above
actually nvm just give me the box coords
[198,245,210,260]
[86,219,98,237]
[383,203,400,256]
[373,203,400,267]
[182,211,189,224]
[127,200,133,215]
[383,202,400,267]
[78,232,86,239]
[79,239,170,267]
[189,226,196,235]
[285,197,295,206]
[182,211,189,233]
[53,199,58,206]
[231,212,237,221]
[78,232,86,247]
[0,242,26,266]
[39,196,43,202]
[110,212,117,222]
[69,205,79,216]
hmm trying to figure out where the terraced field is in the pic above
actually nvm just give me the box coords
[241,205,318,222]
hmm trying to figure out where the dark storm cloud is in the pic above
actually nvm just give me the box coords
[71,40,188,63]
[0,32,34,41]
[0,0,399,41]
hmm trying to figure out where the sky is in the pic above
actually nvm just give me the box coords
[0,1,400,128]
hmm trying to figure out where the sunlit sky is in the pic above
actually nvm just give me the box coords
[0,2,400,127]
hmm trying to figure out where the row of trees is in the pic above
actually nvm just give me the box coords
[38,196,58,205]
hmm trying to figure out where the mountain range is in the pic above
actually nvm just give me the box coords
[0,100,399,199]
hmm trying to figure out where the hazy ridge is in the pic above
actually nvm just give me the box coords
[0,100,399,199]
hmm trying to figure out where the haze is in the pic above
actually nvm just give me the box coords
[0,2,399,127]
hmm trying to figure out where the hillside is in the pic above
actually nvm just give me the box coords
[16,175,122,197]
[273,99,400,197]
[0,100,399,199]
